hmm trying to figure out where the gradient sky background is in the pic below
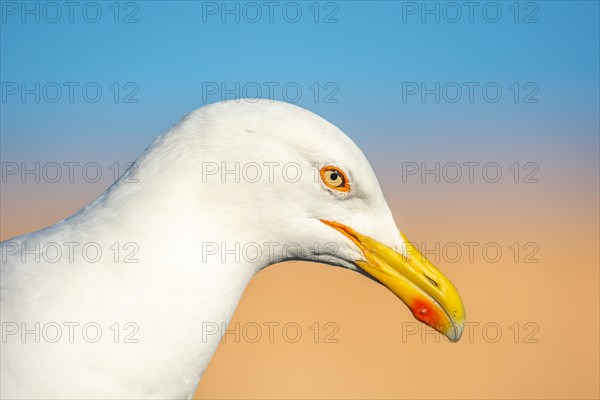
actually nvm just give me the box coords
[1,1,599,399]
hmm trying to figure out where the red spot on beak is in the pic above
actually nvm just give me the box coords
[411,298,442,328]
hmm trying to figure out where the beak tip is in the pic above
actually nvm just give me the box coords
[445,321,464,343]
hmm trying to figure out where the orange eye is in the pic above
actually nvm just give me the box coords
[320,166,350,192]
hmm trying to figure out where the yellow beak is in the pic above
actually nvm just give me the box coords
[321,220,465,342]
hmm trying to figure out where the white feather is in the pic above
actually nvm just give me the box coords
[1,100,402,399]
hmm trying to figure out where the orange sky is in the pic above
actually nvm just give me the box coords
[2,178,598,399]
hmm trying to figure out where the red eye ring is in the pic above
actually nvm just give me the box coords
[320,166,350,192]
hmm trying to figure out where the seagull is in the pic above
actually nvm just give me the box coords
[0,100,465,399]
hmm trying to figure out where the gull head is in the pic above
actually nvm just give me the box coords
[160,99,465,342]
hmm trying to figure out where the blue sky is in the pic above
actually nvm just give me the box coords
[1,1,598,175]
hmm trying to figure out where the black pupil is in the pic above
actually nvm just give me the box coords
[330,172,339,181]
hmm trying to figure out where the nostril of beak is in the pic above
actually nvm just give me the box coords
[425,274,438,287]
